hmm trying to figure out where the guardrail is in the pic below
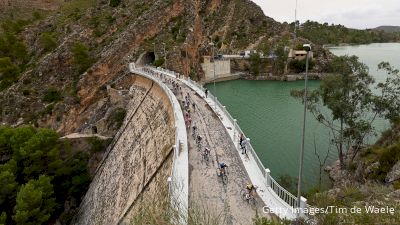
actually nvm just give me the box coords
[129,64,188,224]
[149,66,309,220]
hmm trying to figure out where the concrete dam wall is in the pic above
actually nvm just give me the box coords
[72,75,176,225]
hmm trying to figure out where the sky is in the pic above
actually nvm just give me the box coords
[251,0,400,29]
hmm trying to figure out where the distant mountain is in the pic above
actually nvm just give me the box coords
[374,26,400,33]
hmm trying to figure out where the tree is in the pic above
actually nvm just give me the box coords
[109,0,121,7]
[0,126,14,156]
[0,57,20,90]
[273,44,288,74]
[13,175,58,225]
[18,129,59,181]
[0,212,6,225]
[249,53,262,76]
[291,55,376,168]
[0,161,17,206]
[288,58,315,73]
[375,62,400,123]
[71,42,92,74]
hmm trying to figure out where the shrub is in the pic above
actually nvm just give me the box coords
[40,32,57,52]
[22,89,30,96]
[289,58,315,73]
[153,58,165,67]
[42,88,62,103]
[71,42,92,74]
[109,0,121,7]
[0,57,20,91]
[88,137,109,153]
[107,108,126,129]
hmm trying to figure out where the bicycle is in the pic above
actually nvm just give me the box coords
[216,167,228,185]
[201,148,210,163]
[192,126,197,139]
[240,187,257,207]
[196,135,202,150]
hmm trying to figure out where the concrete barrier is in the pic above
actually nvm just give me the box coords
[129,64,189,224]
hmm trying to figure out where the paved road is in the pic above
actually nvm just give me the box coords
[164,78,272,225]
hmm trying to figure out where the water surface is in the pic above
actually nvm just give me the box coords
[206,43,400,190]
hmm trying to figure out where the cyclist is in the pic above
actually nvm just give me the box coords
[245,183,256,199]
[218,162,228,176]
[203,147,210,156]
[192,102,196,112]
[192,125,197,136]
[196,135,202,147]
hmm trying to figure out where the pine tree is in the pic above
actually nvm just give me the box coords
[13,175,58,225]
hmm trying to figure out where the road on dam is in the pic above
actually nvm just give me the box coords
[162,76,273,224]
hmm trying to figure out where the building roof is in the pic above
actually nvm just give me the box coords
[294,50,307,55]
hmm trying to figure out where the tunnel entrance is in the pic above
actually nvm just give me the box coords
[136,52,156,66]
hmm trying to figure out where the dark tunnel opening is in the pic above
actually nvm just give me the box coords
[141,52,156,65]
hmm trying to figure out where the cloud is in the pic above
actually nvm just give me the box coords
[252,0,400,29]
[316,5,400,28]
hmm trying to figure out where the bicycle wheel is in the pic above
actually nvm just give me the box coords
[240,189,247,201]
[204,153,209,162]
[216,169,220,178]
[248,197,256,208]
[222,174,228,185]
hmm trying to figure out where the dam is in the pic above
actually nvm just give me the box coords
[72,63,310,225]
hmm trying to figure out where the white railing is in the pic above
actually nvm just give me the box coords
[129,64,188,224]
[148,66,309,220]
[204,89,301,210]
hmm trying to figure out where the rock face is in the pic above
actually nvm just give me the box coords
[386,161,400,183]
[0,0,288,132]
[71,75,175,225]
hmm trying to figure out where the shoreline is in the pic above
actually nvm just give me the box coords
[202,73,332,84]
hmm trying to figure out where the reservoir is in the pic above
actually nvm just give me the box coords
[206,43,400,190]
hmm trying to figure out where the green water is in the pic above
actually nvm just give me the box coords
[206,43,400,189]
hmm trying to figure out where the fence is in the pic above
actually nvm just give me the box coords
[129,64,188,224]
[149,66,309,218]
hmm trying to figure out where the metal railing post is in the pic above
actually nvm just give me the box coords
[300,196,307,217]
[233,119,237,145]
[265,168,271,187]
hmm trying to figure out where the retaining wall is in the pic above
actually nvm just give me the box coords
[72,72,178,224]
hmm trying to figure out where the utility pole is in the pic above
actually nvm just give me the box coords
[163,42,167,68]
[296,44,311,219]
[294,0,298,39]
[209,42,217,110]
[185,43,189,77]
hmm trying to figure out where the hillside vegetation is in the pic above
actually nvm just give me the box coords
[297,20,400,45]
[0,126,92,225]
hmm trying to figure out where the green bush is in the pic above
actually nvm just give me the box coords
[107,108,126,129]
[153,58,165,67]
[376,142,400,181]
[289,58,315,73]
[13,176,58,225]
[71,42,92,74]
[0,126,91,224]
[109,0,121,7]
[249,53,262,76]
[40,32,57,52]
[88,137,109,153]
[0,57,20,91]
[22,89,31,96]
[42,88,62,103]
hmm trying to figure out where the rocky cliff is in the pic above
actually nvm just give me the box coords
[0,0,291,135]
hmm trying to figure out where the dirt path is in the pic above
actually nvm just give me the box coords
[165,79,272,225]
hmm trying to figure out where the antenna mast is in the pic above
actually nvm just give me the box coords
[294,0,298,39]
